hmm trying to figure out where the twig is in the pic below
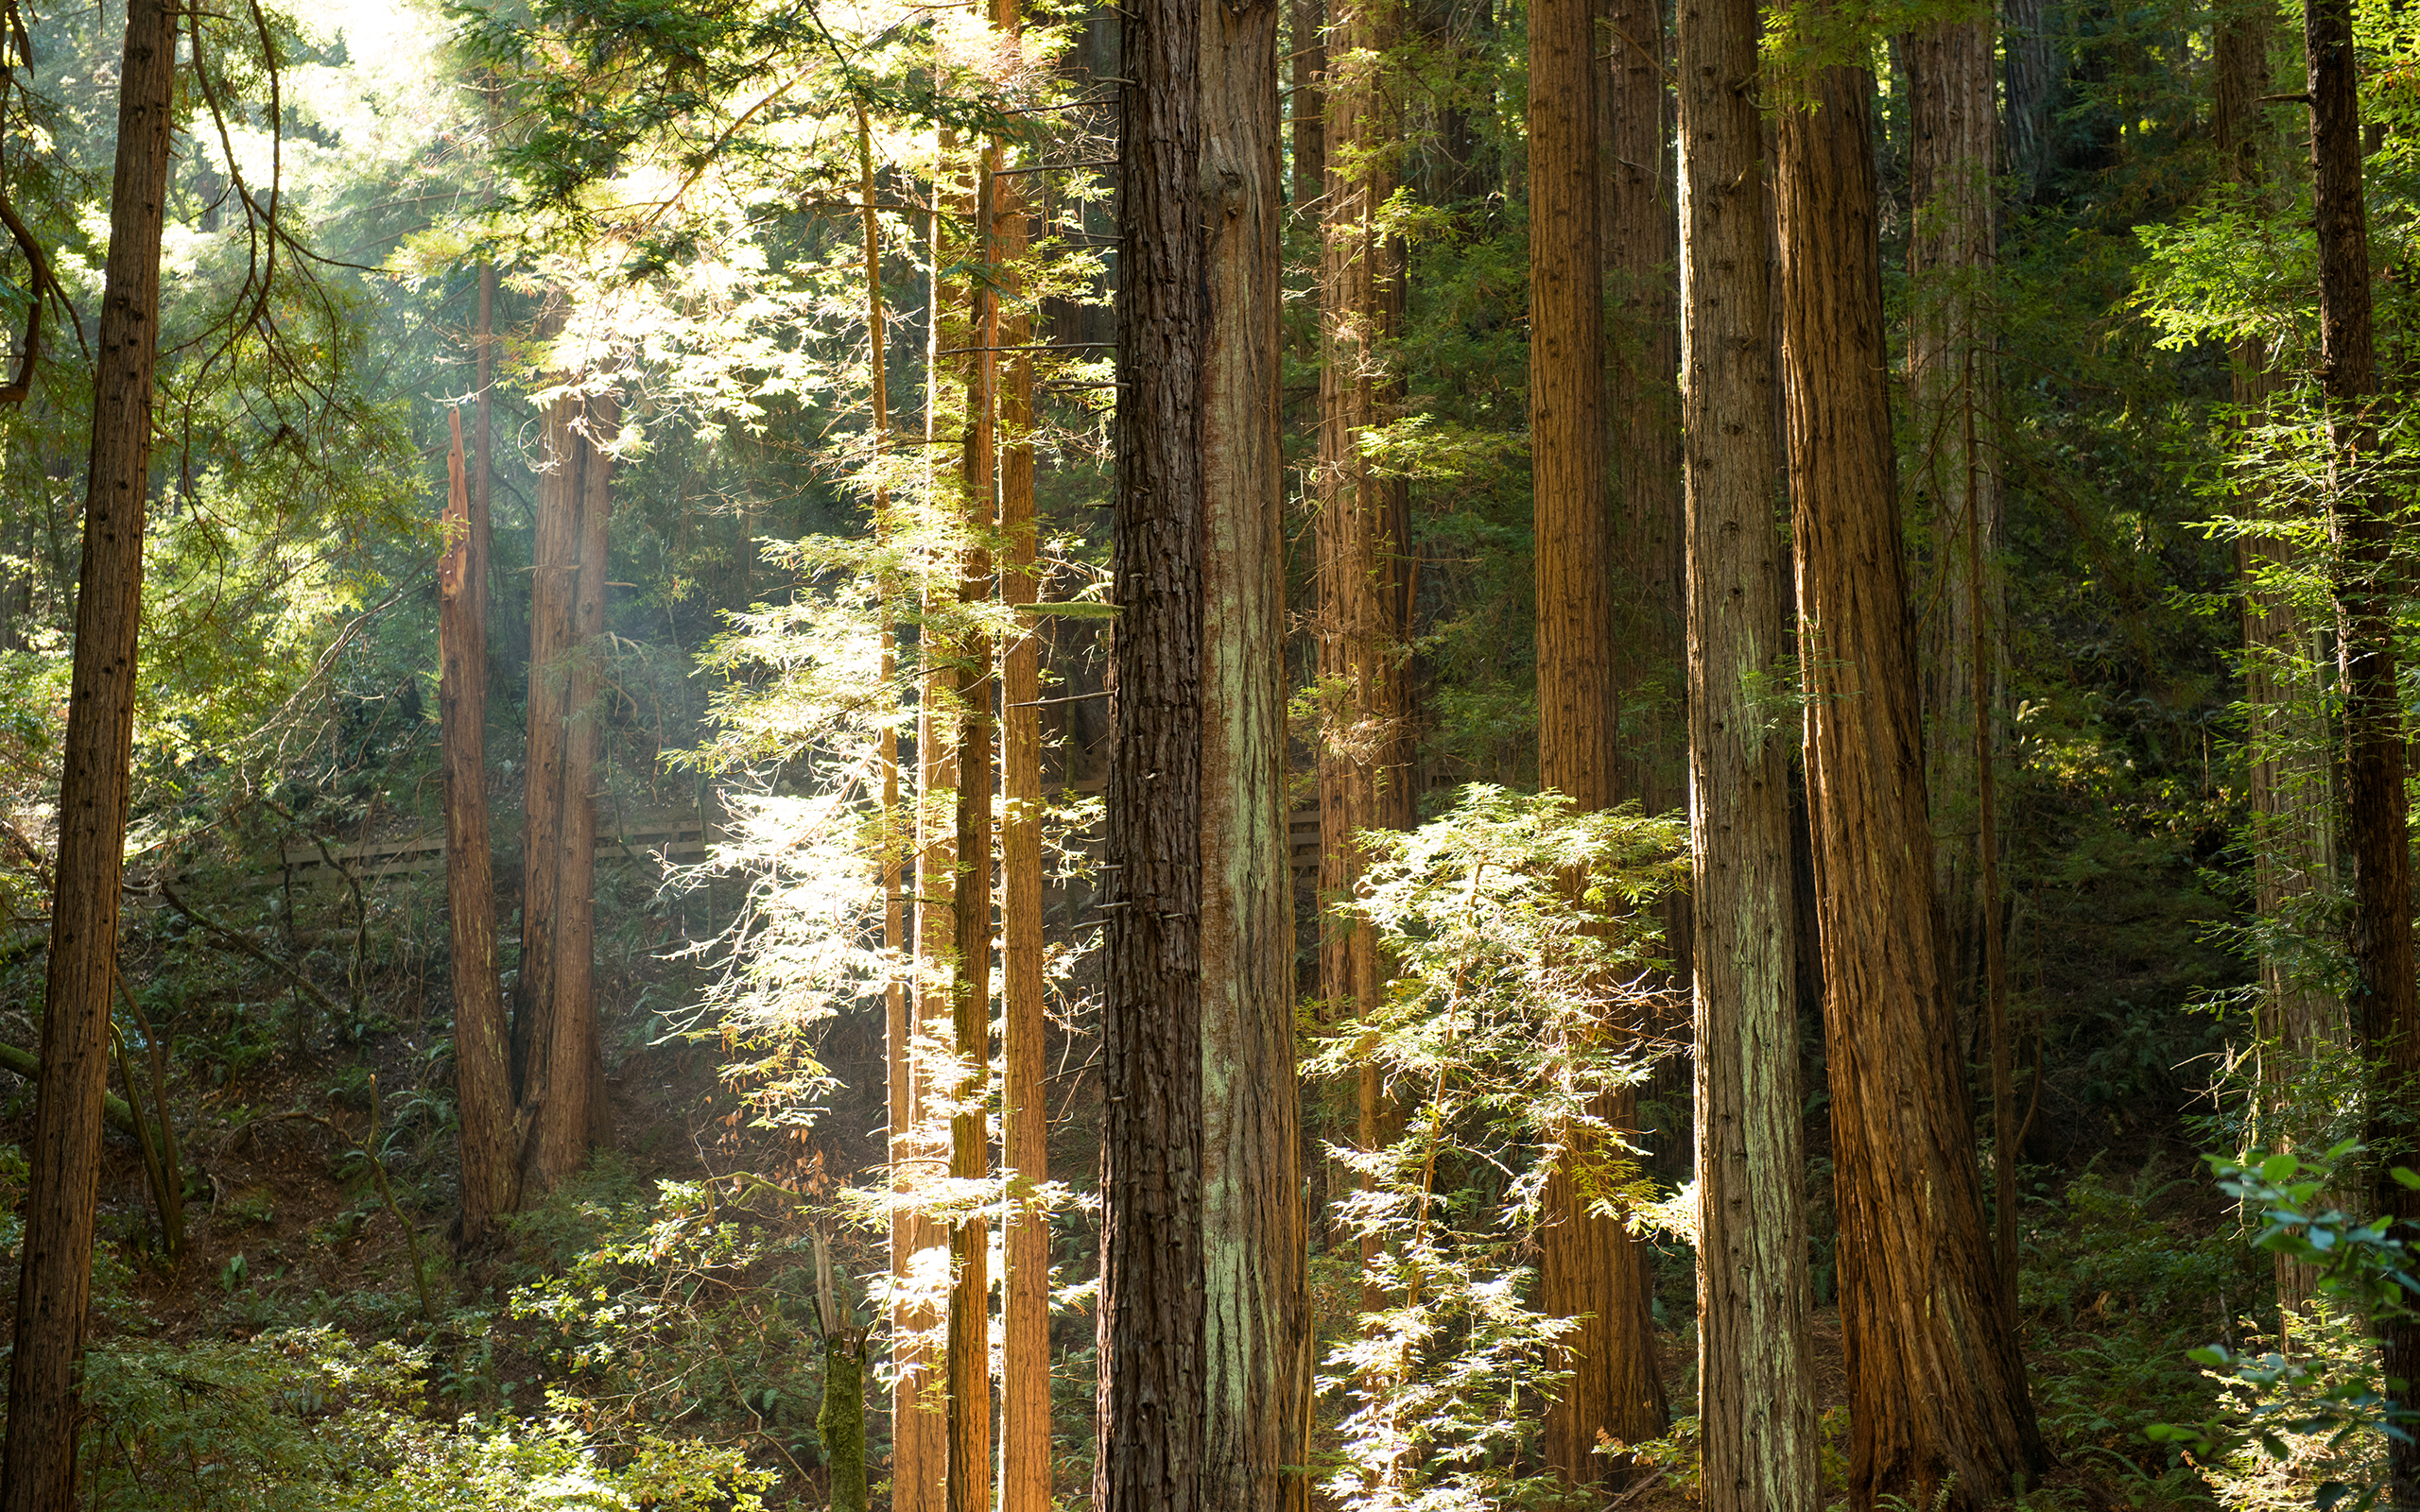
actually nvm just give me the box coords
[155,881,342,1025]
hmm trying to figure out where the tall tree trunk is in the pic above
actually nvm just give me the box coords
[519,392,614,1195]
[0,1,175,1504]
[516,391,574,1103]
[996,54,1053,1512]
[1200,3,1307,1509]
[1678,0,1818,1501]
[896,142,959,1512]
[476,265,497,679]
[2001,0,2059,200]
[1905,7,2001,1087]
[1774,51,2046,1512]
[446,401,512,1238]
[2219,0,2338,1320]
[1098,0,1206,1503]
[1602,0,1692,1178]
[1290,0,1326,207]
[1315,0,1413,1318]
[1531,0,1668,1469]
[946,140,997,1512]
[861,104,939,1512]
[2303,5,2420,1501]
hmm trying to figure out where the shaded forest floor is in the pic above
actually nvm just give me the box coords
[0,850,2277,1509]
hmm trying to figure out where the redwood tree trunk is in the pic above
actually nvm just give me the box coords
[1531,0,1668,1468]
[446,400,513,1237]
[1290,0,1326,206]
[996,59,1053,1512]
[1098,0,1206,1502]
[897,152,959,1512]
[1603,0,1692,1177]
[1200,2,1307,1507]
[517,391,613,1197]
[1904,9,2000,1073]
[515,393,575,1103]
[1774,51,2045,1512]
[1315,0,1414,1318]
[946,149,997,1512]
[2220,0,2335,1320]
[1,2,175,1504]
[1678,0,1818,1500]
[2303,3,2420,1501]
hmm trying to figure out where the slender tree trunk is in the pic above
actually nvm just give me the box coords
[1200,3,1307,1509]
[2219,0,2338,1320]
[996,55,1054,1512]
[476,266,497,662]
[1532,0,1668,1469]
[1678,0,1818,1501]
[1774,51,2046,1512]
[2001,0,2059,200]
[1315,0,1413,1318]
[859,104,940,1512]
[1603,0,1692,1177]
[1098,0,1206,1502]
[897,141,959,1512]
[447,400,513,1237]
[1906,8,2014,1294]
[1905,9,2000,1081]
[519,393,614,1195]
[516,391,575,1103]
[0,2,175,1503]
[946,139,997,1512]
[2303,5,2420,1501]
[1290,0,1327,207]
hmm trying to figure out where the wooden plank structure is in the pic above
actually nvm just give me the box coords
[276,809,712,885]
[269,788,1329,894]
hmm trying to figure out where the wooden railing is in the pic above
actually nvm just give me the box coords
[268,787,1331,893]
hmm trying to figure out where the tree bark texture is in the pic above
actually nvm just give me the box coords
[2303,5,2420,1502]
[1201,3,1309,1508]
[1315,0,1415,1318]
[518,392,614,1196]
[1602,0,1685,824]
[516,393,573,1104]
[1,2,174,1504]
[2218,0,2338,1318]
[1775,57,2046,1512]
[946,146,997,1512]
[896,152,961,1512]
[995,56,1054,1512]
[1903,12,1998,1055]
[1532,0,1668,1469]
[1601,0,1693,1178]
[446,405,513,1238]
[1904,5,2011,1292]
[1677,0,1819,1502]
[854,100,931,1512]
[1098,0,1206,1503]
[1291,0,1327,207]
[2000,0,2059,199]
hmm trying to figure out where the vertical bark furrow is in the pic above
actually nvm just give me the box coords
[1775,54,2045,1512]
[1678,0,1818,1501]
[447,401,512,1236]
[997,68,1053,1512]
[2302,1,2420,1499]
[1098,0,1207,1503]
[1201,3,1308,1507]
[2,1,175,1503]
[1532,0,1668,1469]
